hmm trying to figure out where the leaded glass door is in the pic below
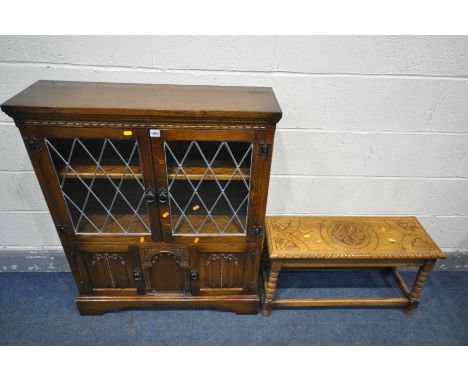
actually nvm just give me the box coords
[151,129,260,242]
[37,127,159,239]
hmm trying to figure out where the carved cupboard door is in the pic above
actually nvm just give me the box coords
[72,245,142,295]
[131,244,199,295]
[204,254,243,288]
[194,244,257,295]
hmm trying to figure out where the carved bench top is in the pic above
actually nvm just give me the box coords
[265,216,445,260]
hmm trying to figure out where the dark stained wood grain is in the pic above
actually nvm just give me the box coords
[3,80,280,315]
[1,80,282,123]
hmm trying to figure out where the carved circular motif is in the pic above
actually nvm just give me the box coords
[395,219,417,232]
[271,219,300,233]
[330,223,368,246]
[274,237,301,251]
[320,220,379,250]
[411,236,436,250]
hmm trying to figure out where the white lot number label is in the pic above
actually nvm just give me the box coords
[149,129,161,138]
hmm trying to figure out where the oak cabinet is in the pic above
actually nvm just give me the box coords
[1,80,281,314]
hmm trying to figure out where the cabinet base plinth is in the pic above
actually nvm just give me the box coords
[76,294,259,315]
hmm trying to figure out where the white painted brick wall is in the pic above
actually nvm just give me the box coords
[0,36,467,252]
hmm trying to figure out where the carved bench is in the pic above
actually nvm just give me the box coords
[262,216,445,316]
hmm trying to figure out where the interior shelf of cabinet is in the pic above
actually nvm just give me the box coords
[167,161,250,181]
[58,164,143,180]
[74,213,246,235]
[76,213,150,234]
[170,214,246,235]
[57,163,250,181]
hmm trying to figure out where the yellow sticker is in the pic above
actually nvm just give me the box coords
[193,237,200,244]
[123,130,133,136]
[162,212,170,218]
[192,205,200,211]
[303,234,311,238]
[388,238,396,243]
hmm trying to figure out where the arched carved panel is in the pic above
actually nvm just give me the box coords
[140,246,189,266]
[139,246,190,294]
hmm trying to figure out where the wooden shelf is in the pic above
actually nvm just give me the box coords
[58,163,249,181]
[58,164,143,180]
[168,161,250,181]
[171,214,247,235]
[75,212,246,235]
[77,213,150,234]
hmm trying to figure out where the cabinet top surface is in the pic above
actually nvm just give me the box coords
[1,80,282,122]
[265,216,445,260]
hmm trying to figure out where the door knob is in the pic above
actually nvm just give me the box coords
[190,267,199,281]
[133,266,142,281]
[144,186,156,203]
[158,187,168,204]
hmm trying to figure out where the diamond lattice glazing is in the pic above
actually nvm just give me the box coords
[164,141,253,236]
[45,138,150,234]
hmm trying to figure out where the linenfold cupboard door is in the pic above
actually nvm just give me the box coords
[69,243,144,296]
[150,128,268,244]
[192,243,258,296]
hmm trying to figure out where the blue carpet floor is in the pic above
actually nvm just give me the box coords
[0,271,466,345]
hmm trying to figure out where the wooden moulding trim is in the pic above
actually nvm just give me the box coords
[76,295,260,314]
[92,288,138,296]
[269,252,445,260]
[76,299,260,315]
[77,294,258,303]
[3,109,281,124]
[277,261,424,268]
[20,119,270,130]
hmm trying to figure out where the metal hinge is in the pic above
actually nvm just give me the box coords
[252,225,264,238]
[55,224,68,235]
[258,143,271,157]
[23,138,41,153]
